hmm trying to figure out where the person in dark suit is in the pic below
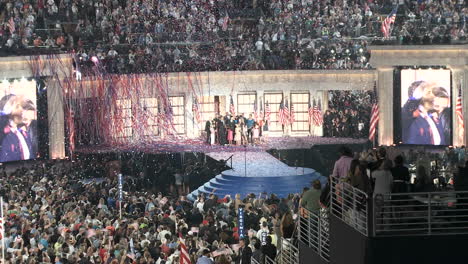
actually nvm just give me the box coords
[407,94,445,145]
[261,235,277,262]
[235,238,252,264]
[432,86,451,145]
[391,155,410,193]
[205,120,211,144]
[401,81,427,143]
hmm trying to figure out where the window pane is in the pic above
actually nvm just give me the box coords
[291,93,310,132]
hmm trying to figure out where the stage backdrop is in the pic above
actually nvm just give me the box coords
[0,79,38,162]
[400,69,451,145]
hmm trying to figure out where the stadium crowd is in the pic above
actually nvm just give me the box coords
[323,91,373,138]
[0,0,465,73]
[0,156,315,264]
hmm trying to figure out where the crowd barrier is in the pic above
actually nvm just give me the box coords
[298,207,330,262]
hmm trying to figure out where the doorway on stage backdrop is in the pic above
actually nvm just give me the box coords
[199,95,222,133]
[264,93,283,132]
[139,97,160,137]
[290,92,310,132]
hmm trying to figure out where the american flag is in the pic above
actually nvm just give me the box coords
[222,13,229,31]
[456,81,464,143]
[229,95,235,116]
[308,98,315,125]
[8,17,15,34]
[265,101,271,121]
[314,98,323,126]
[284,99,290,125]
[277,99,287,125]
[0,197,4,240]
[381,5,398,38]
[179,234,191,264]
[253,99,258,120]
[369,83,379,141]
[192,97,201,123]
[259,99,264,121]
[290,101,295,124]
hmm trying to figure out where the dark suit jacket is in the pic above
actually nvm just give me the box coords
[235,246,252,264]
[407,115,445,145]
[0,129,33,162]
[401,99,420,142]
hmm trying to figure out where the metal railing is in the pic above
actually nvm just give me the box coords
[265,255,276,264]
[298,207,330,262]
[330,176,370,236]
[373,191,468,236]
[276,237,299,264]
[251,257,261,264]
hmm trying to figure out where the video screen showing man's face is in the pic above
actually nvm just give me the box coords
[400,69,451,146]
[0,79,38,162]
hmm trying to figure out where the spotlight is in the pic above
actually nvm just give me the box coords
[345,49,350,54]
[359,48,363,53]
[330,49,335,54]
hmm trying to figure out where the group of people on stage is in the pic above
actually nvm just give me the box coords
[204,112,268,146]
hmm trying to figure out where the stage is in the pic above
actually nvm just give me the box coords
[75,136,368,155]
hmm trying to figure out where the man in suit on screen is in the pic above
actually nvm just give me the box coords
[407,93,445,145]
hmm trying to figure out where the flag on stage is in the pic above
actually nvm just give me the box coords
[381,5,398,38]
[259,99,264,121]
[456,81,464,142]
[229,95,235,116]
[315,98,323,126]
[313,99,319,126]
[265,101,271,121]
[277,99,286,125]
[253,99,258,120]
[308,98,315,125]
[8,17,15,34]
[284,99,290,125]
[0,197,4,240]
[192,97,201,123]
[179,234,191,264]
[290,100,295,124]
[369,83,379,141]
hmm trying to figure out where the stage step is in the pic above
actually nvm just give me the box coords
[188,151,327,201]
[188,168,326,200]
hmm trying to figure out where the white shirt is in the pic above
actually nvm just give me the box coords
[255,40,263,51]
[372,170,393,196]
[14,128,31,160]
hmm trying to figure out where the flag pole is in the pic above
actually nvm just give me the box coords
[1,197,4,264]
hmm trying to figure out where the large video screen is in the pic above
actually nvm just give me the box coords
[401,69,451,145]
[0,79,38,162]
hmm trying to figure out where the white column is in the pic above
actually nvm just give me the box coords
[48,78,66,158]
[377,68,393,146]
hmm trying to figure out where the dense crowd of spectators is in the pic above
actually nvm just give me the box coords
[332,145,468,197]
[0,0,465,73]
[323,90,373,138]
[0,155,321,263]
